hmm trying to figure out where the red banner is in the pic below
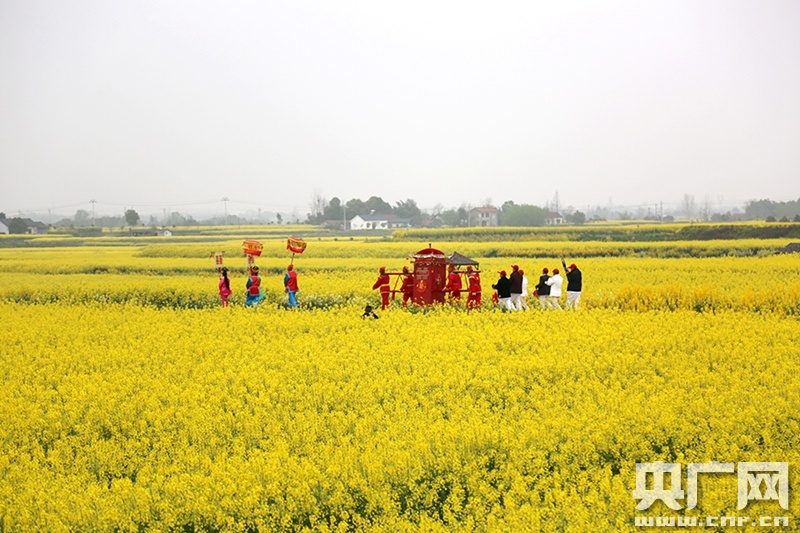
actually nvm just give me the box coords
[242,240,263,256]
[287,237,307,254]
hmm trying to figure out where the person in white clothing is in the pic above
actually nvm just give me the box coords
[545,268,563,309]
[519,269,530,310]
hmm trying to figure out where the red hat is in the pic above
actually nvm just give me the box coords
[287,264,294,271]
[466,265,473,272]
[569,263,577,270]
[448,264,455,271]
[499,270,507,276]
[402,266,409,273]
[512,264,519,270]
[542,267,549,273]
[379,266,386,273]
[553,268,559,274]
[519,269,524,275]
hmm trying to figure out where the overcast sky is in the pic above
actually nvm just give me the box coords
[1,0,799,218]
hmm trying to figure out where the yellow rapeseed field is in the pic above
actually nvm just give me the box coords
[0,236,799,531]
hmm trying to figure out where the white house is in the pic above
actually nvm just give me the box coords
[545,211,566,225]
[469,207,499,227]
[349,214,411,230]
[0,217,48,234]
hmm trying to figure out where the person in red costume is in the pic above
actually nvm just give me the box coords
[372,266,391,310]
[218,267,232,307]
[466,266,482,310]
[446,264,463,302]
[284,264,299,308]
[245,266,262,307]
[399,266,414,308]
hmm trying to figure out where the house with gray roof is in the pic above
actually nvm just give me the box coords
[349,214,411,231]
[0,217,49,234]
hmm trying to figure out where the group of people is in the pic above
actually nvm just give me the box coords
[492,260,582,311]
[371,264,484,311]
[219,259,581,312]
[217,264,299,308]
[445,264,483,310]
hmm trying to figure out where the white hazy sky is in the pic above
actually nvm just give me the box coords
[1,0,799,218]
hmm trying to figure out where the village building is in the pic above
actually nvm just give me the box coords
[468,207,499,227]
[545,210,566,225]
[0,217,49,234]
[349,214,411,231]
[129,228,173,237]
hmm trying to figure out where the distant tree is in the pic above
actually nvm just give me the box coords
[440,209,466,227]
[323,197,344,222]
[766,215,777,222]
[457,207,468,225]
[680,194,696,220]
[308,191,327,225]
[795,214,800,223]
[365,196,392,215]
[394,199,422,226]
[164,212,199,226]
[779,216,789,223]
[421,213,443,228]
[93,215,124,228]
[8,217,28,234]
[168,211,187,226]
[0,212,5,219]
[568,211,586,225]
[745,199,775,220]
[124,209,140,227]
[700,196,713,221]
[276,213,283,224]
[74,209,91,226]
[500,203,546,226]
[345,198,368,218]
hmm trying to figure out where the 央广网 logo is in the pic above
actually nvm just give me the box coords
[633,461,789,511]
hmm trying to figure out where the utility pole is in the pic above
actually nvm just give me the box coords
[90,199,96,226]
[343,204,347,231]
[222,197,229,225]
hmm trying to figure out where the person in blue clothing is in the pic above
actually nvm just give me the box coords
[245,266,263,307]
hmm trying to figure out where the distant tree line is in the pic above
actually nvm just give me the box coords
[306,196,425,227]
[7,196,800,231]
[303,195,588,227]
[745,198,800,221]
